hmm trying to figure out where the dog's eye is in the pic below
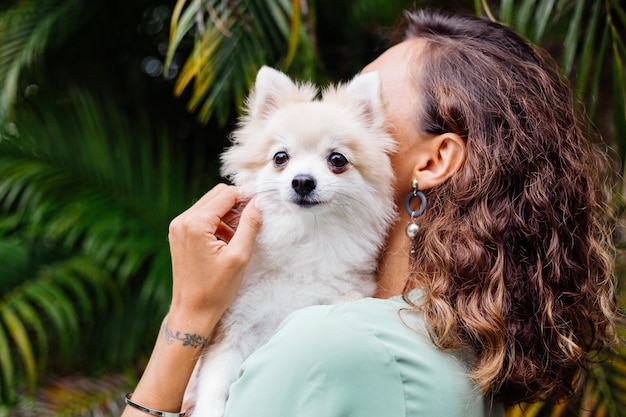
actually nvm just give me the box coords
[328,152,349,172]
[273,151,290,167]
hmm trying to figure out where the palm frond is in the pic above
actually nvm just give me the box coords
[165,0,317,125]
[0,88,190,282]
[0,255,117,404]
[0,91,174,294]
[0,0,84,122]
[0,86,211,406]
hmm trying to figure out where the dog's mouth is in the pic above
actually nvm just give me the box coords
[292,197,322,208]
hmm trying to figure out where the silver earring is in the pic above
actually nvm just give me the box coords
[405,179,427,240]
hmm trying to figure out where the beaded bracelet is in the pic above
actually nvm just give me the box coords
[124,393,187,417]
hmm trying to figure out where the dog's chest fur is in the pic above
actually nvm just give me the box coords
[223,206,379,339]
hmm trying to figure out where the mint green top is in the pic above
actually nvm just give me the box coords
[224,294,504,417]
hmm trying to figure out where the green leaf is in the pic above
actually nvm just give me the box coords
[480,0,497,21]
[608,0,626,25]
[499,0,515,25]
[1,306,37,393]
[587,24,610,119]
[611,39,626,165]
[532,0,557,42]
[561,0,585,76]
[514,0,537,36]
[23,283,75,357]
[166,0,315,125]
[54,268,94,321]
[0,0,84,121]
[12,299,48,373]
[573,0,601,103]
[165,0,199,73]
[0,322,15,404]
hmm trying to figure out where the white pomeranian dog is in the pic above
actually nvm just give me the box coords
[186,66,397,417]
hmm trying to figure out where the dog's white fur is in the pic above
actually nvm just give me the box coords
[187,66,397,417]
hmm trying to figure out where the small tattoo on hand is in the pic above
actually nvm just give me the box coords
[162,322,208,348]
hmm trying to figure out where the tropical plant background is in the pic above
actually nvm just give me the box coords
[0,0,624,416]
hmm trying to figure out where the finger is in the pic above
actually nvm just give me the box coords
[190,184,239,218]
[234,197,250,212]
[216,194,248,232]
[224,198,262,258]
[221,207,242,230]
[215,220,235,243]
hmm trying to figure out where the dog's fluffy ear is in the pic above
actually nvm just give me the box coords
[246,66,317,120]
[339,71,385,130]
[345,71,385,129]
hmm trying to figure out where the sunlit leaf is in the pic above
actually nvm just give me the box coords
[1,306,37,393]
[0,321,15,403]
[12,299,48,372]
[166,0,316,125]
[165,0,198,72]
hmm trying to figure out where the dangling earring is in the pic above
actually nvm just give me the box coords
[405,179,427,240]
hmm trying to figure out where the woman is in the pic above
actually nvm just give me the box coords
[122,9,618,417]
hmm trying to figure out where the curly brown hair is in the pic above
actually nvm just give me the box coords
[399,9,619,405]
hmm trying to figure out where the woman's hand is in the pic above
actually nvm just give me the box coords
[167,183,262,329]
[122,184,261,417]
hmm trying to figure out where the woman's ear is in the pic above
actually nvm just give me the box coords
[412,132,466,189]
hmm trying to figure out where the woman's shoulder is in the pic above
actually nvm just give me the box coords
[225,295,504,417]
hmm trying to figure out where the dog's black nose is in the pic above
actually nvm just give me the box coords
[292,174,316,196]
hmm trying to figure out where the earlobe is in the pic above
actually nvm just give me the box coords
[412,133,466,189]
